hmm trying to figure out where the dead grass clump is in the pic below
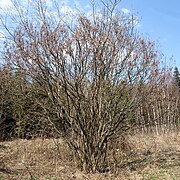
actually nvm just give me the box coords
[0,138,76,179]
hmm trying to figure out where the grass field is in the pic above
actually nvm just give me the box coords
[0,132,179,179]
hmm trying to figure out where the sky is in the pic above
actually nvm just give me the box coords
[0,0,180,69]
[119,0,180,69]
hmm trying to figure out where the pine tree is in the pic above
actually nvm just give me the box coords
[173,67,180,88]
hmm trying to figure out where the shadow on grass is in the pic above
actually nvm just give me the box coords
[0,165,13,174]
[118,149,180,172]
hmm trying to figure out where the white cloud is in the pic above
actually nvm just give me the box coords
[60,5,77,15]
[121,8,130,14]
[0,0,13,9]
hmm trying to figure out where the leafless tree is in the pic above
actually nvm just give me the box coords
[1,0,169,172]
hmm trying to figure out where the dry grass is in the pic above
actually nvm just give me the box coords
[127,132,180,179]
[0,132,179,179]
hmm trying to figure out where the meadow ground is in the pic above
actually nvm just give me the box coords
[0,132,179,180]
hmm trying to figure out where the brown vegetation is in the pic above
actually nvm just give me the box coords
[0,0,179,175]
[0,132,179,179]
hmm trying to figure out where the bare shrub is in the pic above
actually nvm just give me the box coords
[1,0,168,172]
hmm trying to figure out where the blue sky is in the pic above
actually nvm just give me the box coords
[119,0,180,69]
[0,0,180,69]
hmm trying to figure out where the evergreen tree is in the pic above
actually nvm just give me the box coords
[173,67,180,88]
